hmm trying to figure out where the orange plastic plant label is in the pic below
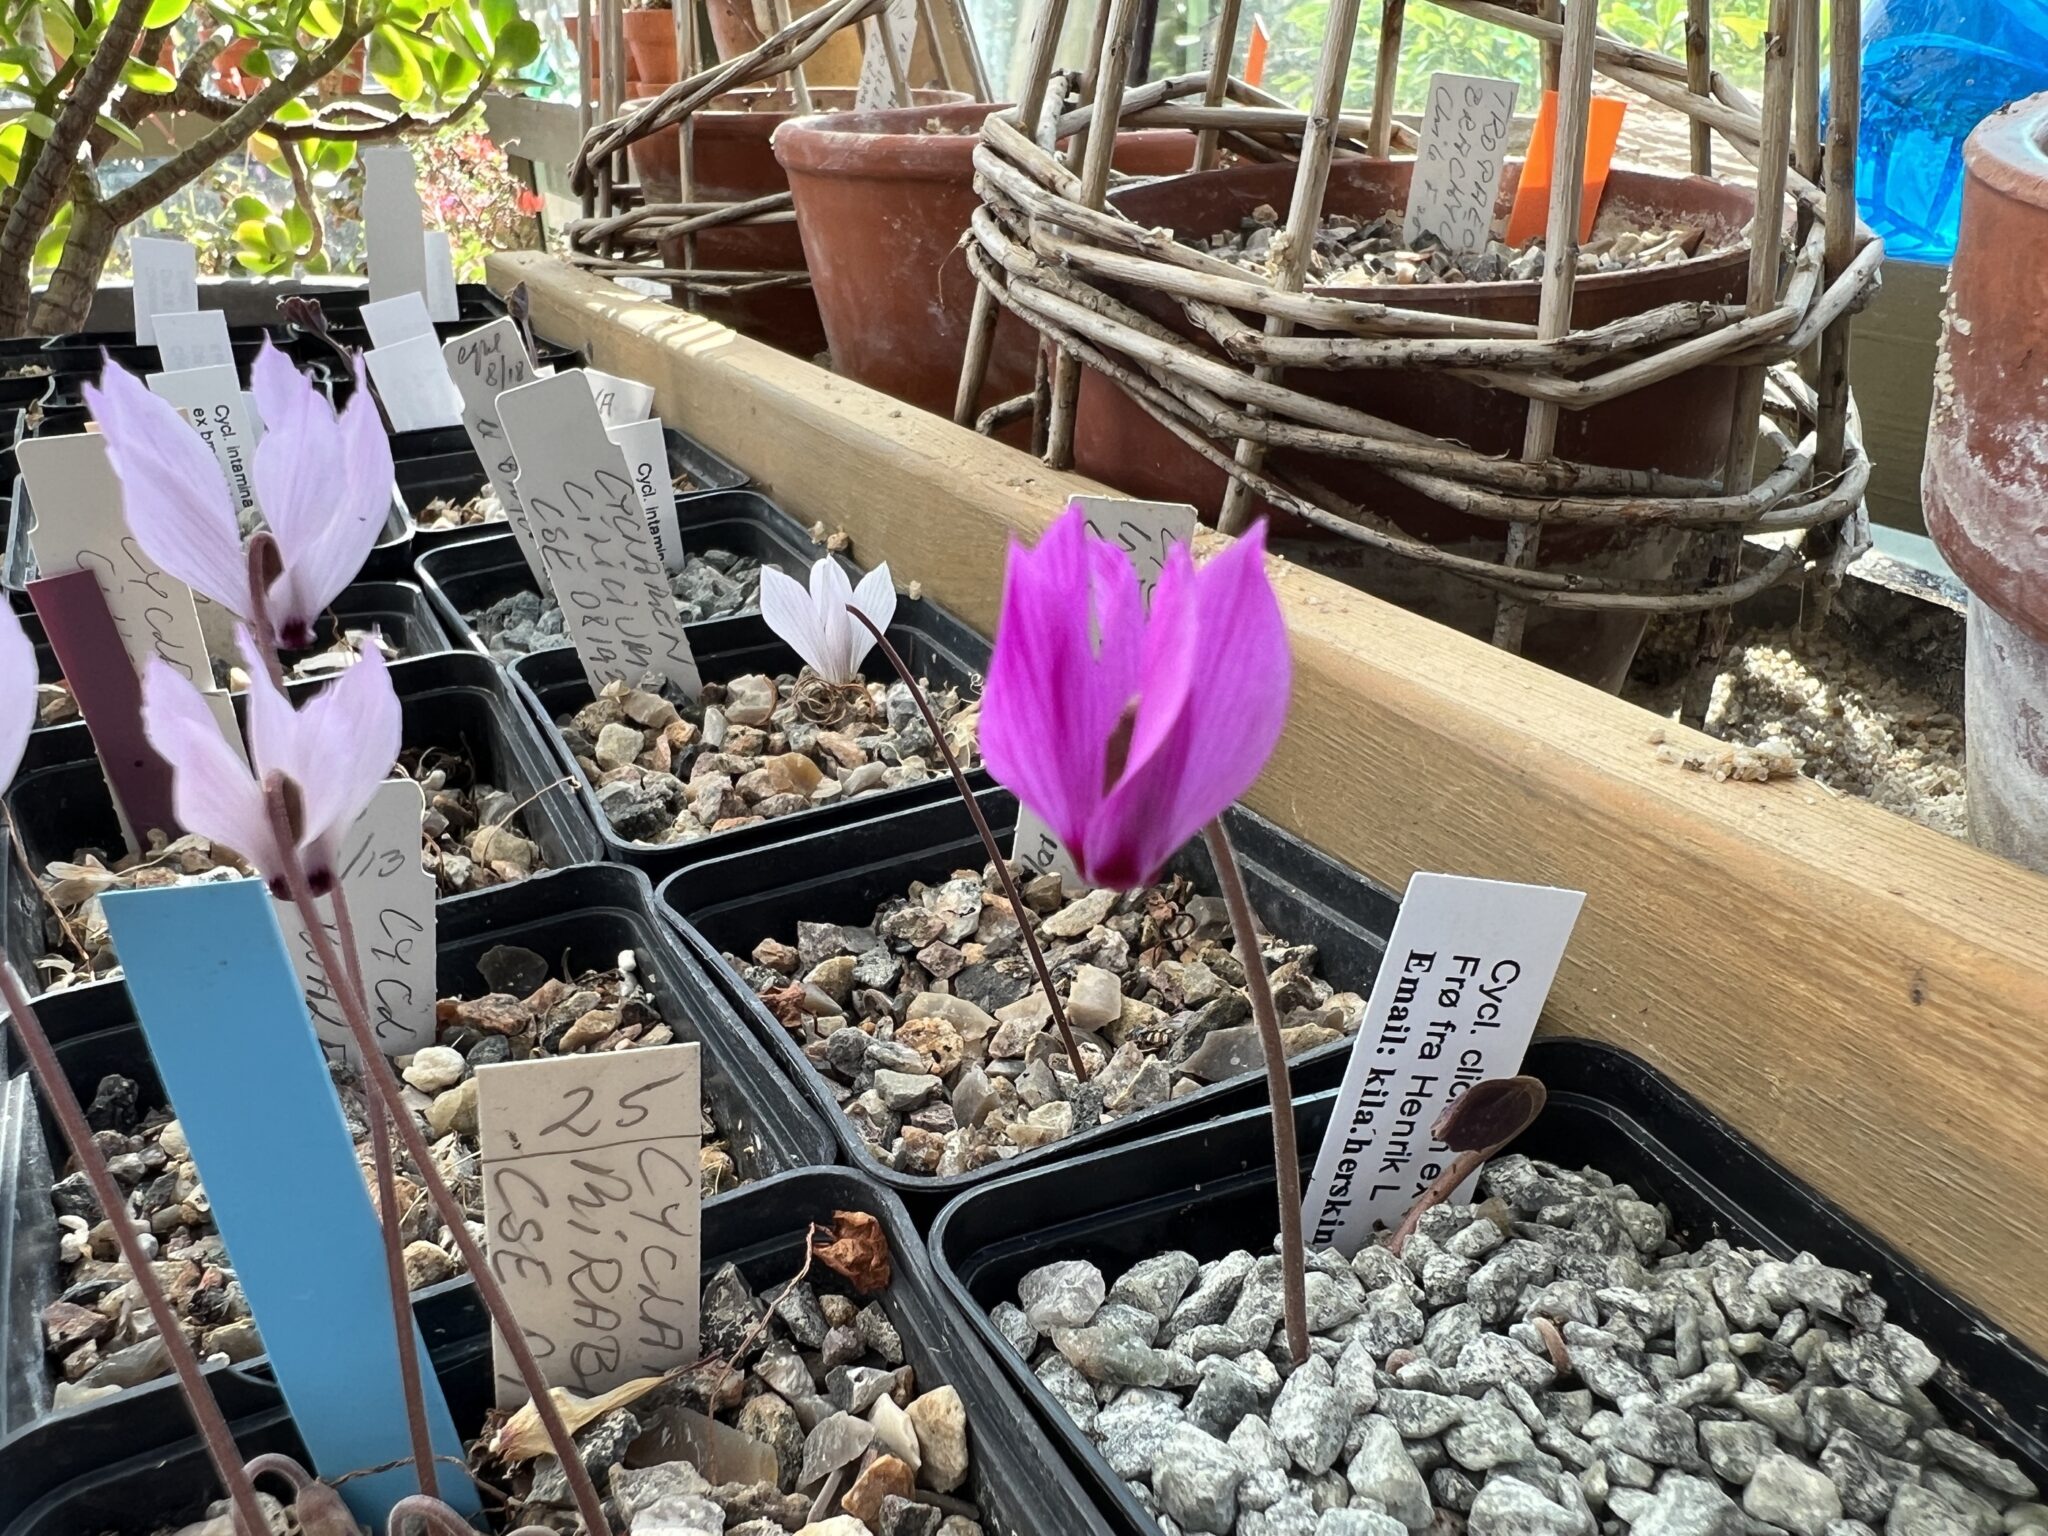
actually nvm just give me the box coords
[1245,16,1269,88]
[1504,88,1629,248]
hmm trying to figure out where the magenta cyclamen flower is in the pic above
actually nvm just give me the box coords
[0,602,36,789]
[980,505,1291,890]
[141,629,401,897]
[85,340,393,649]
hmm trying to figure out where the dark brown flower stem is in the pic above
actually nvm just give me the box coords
[843,607,1090,1081]
[1201,818,1309,1366]
[259,783,612,1536]
[0,963,272,1536]
[1385,1149,1489,1256]
[325,884,438,1503]
[244,533,289,690]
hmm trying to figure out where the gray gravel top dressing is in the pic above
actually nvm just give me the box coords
[992,1154,2044,1536]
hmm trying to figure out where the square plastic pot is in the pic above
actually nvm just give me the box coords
[658,784,1401,1219]
[0,861,840,1440]
[399,422,748,559]
[0,1167,1117,1536]
[513,595,993,883]
[929,1038,2048,1535]
[1,650,602,1037]
[415,488,825,662]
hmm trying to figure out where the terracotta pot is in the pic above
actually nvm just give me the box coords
[642,88,965,358]
[1922,92,2048,868]
[774,101,1198,423]
[623,7,679,84]
[1066,158,1759,688]
[705,0,863,84]
[212,36,263,98]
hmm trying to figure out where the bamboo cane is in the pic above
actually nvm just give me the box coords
[1684,0,1712,174]
[1193,0,1245,170]
[1367,0,1405,158]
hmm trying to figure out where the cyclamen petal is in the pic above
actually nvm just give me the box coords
[141,658,286,881]
[84,359,252,618]
[289,641,402,878]
[0,603,36,788]
[847,563,897,677]
[758,565,835,678]
[809,558,855,684]
[759,557,894,683]
[259,358,392,645]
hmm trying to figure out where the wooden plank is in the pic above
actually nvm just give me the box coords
[487,251,2048,1356]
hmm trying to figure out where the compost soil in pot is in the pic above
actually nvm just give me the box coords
[774,102,1198,423]
[1079,158,1760,690]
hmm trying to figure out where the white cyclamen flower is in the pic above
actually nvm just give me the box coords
[758,558,897,684]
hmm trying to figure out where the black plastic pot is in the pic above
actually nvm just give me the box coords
[659,785,1400,1217]
[18,580,450,733]
[399,424,749,559]
[1,650,603,1036]
[516,595,994,883]
[0,1166,1117,1536]
[931,1038,2048,1535]
[0,863,839,1440]
[415,489,824,662]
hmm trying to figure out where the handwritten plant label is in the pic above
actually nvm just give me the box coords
[476,1042,702,1407]
[584,367,655,427]
[365,332,467,433]
[1012,496,1200,885]
[498,370,701,695]
[607,416,683,573]
[1403,73,1519,256]
[363,145,430,303]
[423,230,460,321]
[279,778,437,1065]
[444,319,548,580]
[130,237,197,344]
[1300,872,1583,1256]
[151,309,234,374]
[148,364,262,520]
[854,0,918,109]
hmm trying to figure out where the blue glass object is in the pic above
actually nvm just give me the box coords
[1852,0,2048,262]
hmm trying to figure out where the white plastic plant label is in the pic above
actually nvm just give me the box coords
[422,229,460,321]
[606,416,684,574]
[147,364,262,520]
[584,367,655,427]
[498,369,701,694]
[360,290,439,351]
[853,0,918,109]
[365,332,466,432]
[279,777,437,1065]
[1010,496,1201,884]
[1300,872,1584,1256]
[130,237,197,344]
[151,310,234,374]
[1403,73,1519,256]
[363,145,429,303]
[443,318,548,580]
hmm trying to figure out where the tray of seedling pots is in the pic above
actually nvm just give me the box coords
[10,580,449,737]
[929,1037,2048,1536]
[658,784,1400,1221]
[0,650,600,1036]
[0,861,838,1431]
[0,1164,1117,1536]
[515,591,994,885]
[417,487,828,667]
[400,422,749,555]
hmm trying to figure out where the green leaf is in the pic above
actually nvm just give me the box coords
[270,96,313,122]
[492,16,539,70]
[368,23,424,98]
[436,47,478,93]
[281,203,312,247]
[19,109,55,139]
[120,57,177,91]
[234,216,270,248]
[229,193,270,221]
[143,0,191,25]
[95,112,142,148]
[262,218,294,255]
[306,135,355,174]
[32,215,69,272]
[480,0,515,34]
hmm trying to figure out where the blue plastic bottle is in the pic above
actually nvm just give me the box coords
[1855,0,2048,261]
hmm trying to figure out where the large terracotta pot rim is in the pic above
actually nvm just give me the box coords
[623,86,966,125]
[1965,93,2048,209]
[1108,158,1765,307]
[773,100,1193,182]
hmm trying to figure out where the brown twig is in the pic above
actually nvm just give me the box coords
[1201,818,1307,1365]
[3,801,92,968]
[0,961,271,1536]
[706,1221,822,1480]
[843,606,1090,1081]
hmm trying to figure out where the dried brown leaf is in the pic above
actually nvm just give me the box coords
[1433,1075,1547,1153]
[491,1372,671,1463]
[812,1210,892,1294]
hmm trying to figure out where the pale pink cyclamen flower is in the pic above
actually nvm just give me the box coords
[0,602,37,788]
[84,339,393,649]
[758,557,897,684]
[141,628,401,897]
[979,505,1290,891]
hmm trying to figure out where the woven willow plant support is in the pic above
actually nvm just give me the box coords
[562,0,985,294]
[956,0,1878,655]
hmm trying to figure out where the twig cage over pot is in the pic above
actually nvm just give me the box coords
[956,0,1878,687]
